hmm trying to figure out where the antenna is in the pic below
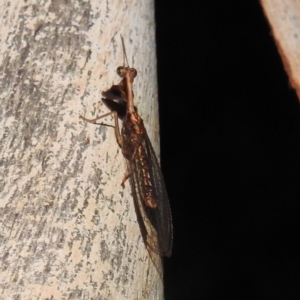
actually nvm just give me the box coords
[120,35,129,67]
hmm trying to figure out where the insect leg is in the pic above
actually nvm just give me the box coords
[121,167,131,188]
[79,112,123,147]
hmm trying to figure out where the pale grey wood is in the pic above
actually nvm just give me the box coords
[0,0,163,299]
[261,0,300,100]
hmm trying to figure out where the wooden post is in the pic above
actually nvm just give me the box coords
[261,0,300,100]
[0,0,163,299]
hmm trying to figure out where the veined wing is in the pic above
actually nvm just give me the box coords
[129,129,173,257]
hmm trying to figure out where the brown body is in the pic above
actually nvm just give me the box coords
[121,111,157,208]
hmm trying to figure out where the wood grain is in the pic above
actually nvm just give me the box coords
[0,0,163,299]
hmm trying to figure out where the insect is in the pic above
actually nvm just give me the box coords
[80,37,173,257]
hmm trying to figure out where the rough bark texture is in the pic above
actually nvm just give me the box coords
[0,0,162,299]
[261,0,300,100]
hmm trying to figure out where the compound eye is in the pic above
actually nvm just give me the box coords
[132,68,137,78]
[117,66,124,77]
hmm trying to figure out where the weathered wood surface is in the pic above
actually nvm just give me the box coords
[0,0,162,299]
[261,0,300,100]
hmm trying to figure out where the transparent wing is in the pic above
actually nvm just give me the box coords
[129,130,173,257]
